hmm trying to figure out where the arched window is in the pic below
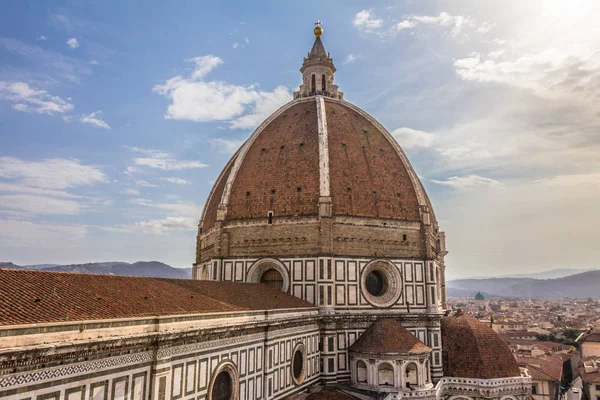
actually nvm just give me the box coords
[260,269,284,290]
[322,74,326,92]
[378,363,394,387]
[357,360,368,383]
[405,362,418,387]
[212,371,232,400]
[311,74,316,94]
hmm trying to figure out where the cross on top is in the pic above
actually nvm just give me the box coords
[315,20,322,27]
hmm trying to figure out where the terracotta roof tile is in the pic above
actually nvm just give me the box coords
[517,356,563,381]
[349,319,431,355]
[326,100,421,221]
[226,100,321,221]
[0,269,314,325]
[442,313,521,379]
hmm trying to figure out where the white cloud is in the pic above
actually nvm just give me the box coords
[0,194,84,215]
[229,86,290,129]
[134,180,158,188]
[0,38,92,84]
[0,219,87,248]
[80,110,110,129]
[134,216,196,234]
[431,175,503,189]
[188,55,223,80]
[391,127,434,149]
[395,20,417,32]
[0,182,81,199]
[534,173,600,188]
[209,138,244,154]
[133,157,207,171]
[121,188,140,196]
[477,22,494,33]
[90,60,98,65]
[37,36,47,41]
[0,81,74,115]
[161,177,191,185]
[129,198,200,217]
[344,54,359,64]
[454,48,600,100]
[153,55,290,129]
[232,42,241,49]
[124,166,140,175]
[413,12,475,37]
[0,157,106,190]
[66,37,79,49]
[488,49,504,59]
[125,147,170,159]
[0,157,108,216]
[353,10,383,31]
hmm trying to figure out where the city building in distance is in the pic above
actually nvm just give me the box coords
[0,23,531,400]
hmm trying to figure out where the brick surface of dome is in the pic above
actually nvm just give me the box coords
[441,312,522,379]
[201,99,423,230]
[349,318,431,355]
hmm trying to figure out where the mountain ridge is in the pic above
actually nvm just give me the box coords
[447,270,600,298]
[1,261,192,279]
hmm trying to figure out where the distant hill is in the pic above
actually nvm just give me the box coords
[22,264,61,270]
[502,268,596,280]
[2,261,192,279]
[448,271,600,298]
[0,262,21,269]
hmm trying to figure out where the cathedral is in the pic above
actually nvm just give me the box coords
[0,24,530,400]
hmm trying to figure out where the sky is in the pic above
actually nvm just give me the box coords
[0,1,599,279]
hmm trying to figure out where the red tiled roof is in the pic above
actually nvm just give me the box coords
[0,269,314,325]
[442,313,521,379]
[349,319,431,355]
[518,356,563,381]
[581,329,600,342]
[579,366,600,383]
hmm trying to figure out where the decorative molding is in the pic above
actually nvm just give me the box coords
[0,352,153,389]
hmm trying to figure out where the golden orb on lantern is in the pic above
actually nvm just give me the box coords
[314,20,323,37]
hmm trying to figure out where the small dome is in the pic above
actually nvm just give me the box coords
[474,291,485,300]
[441,312,521,379]
[349,319,431,355]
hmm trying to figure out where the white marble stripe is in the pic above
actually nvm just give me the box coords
[315,96,331,198]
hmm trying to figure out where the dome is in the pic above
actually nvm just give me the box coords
[441,311,521,379]
[195,24,444,266]
[349,319,431,355]
[474,291,485,300]
[200,97,429,233]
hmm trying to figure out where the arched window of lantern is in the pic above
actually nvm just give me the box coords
[356,360,368,384]
[311,74,316,94]
[405,362,418,387]
[322,74,326,92]
[378,363,394,387]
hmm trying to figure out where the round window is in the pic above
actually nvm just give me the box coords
[293,350,303,379]
[212,371,232,400]
[360,260,403,308]
[291,344,306,385]
[365,270,387,296]
[260,268,284,290]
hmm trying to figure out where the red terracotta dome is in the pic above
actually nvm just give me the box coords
[200,97,432,233]
[441,312,521,379]
[349,318,431,355]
